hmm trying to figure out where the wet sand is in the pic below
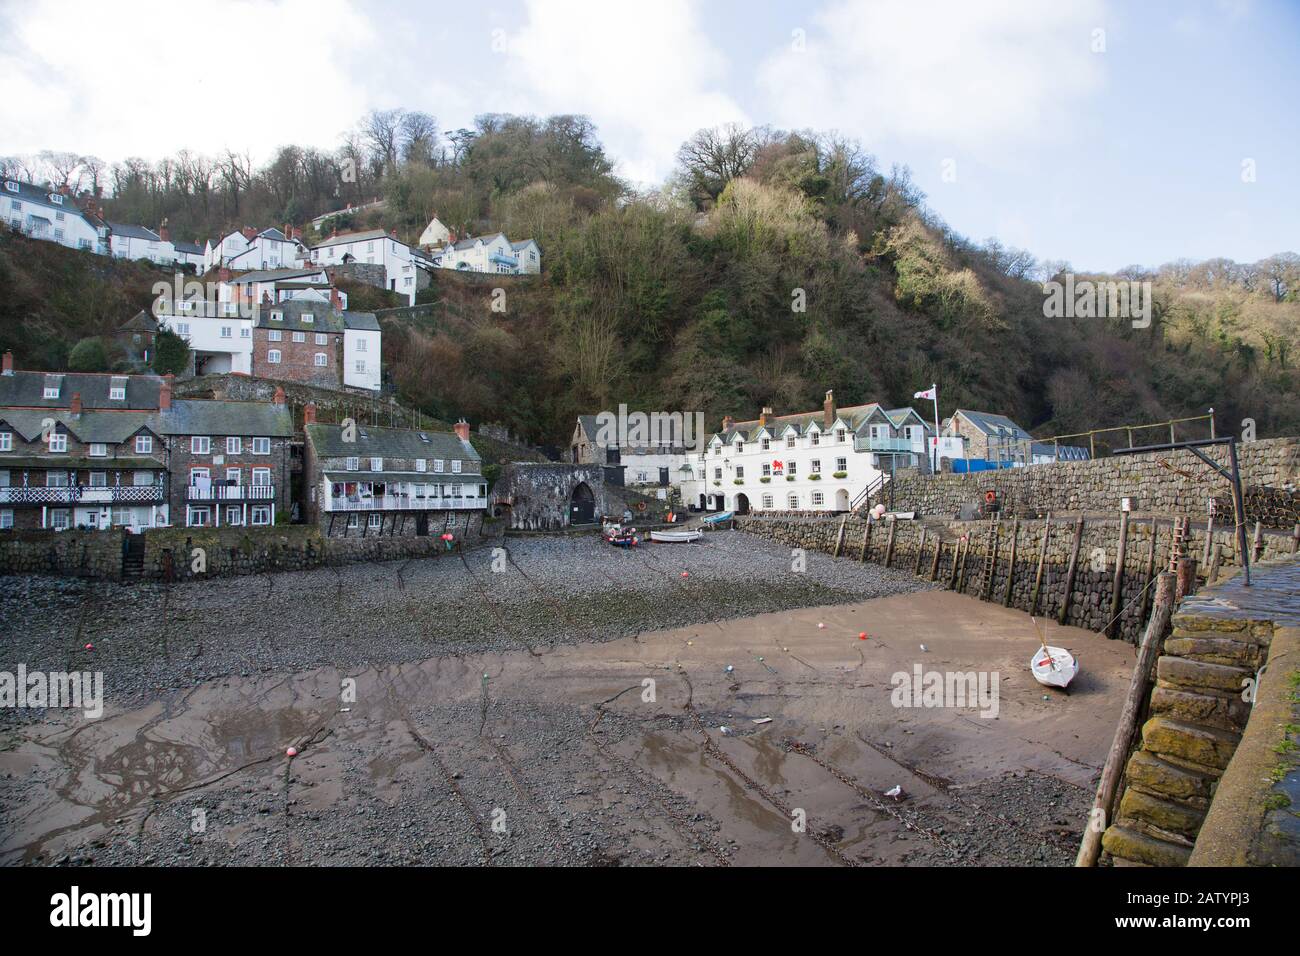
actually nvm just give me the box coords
[0,588,1138,867]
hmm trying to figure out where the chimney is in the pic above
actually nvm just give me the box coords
[454,418,471,443]
[291,227,301,241]
[823,389,835,428]
[218,267,232,282]
[1,351,12,376]
[390,228,398,239]
[159,375,173,411]
[303,401,317,424]
[158,218,170,242]
[283,222,290,238]
[330,285,342,310]
[70,391,82,416]
[759,406,772,428]
[57,183,71,196]
[722,415,734,432]
[242,226,257,241]
[273,386,286,405]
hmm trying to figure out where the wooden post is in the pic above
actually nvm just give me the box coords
[1208,542,1222,585]
[1251,521,1263,562]
[1076,572,1177,867]
[929,538,942,581]
[1202,508,1215,566]
[1002,517,1019,607]
[883,518,897,568]
[958,534,972,593]
[949,537,963,590]
[1176,557,1198,602]
[833,515,848,558]
[1292,522,1300,554]
[860,519,873,563]
[1106,510,1129,637]
[1029,514,1051,616]
[1058,516,1085,625]
[914,529,927,575]
[1141,519,1159,625]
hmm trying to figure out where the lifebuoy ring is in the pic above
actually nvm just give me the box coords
[984,490,997,503]
[636,501,647,512]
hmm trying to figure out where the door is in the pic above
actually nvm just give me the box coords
[415,514,429,536]
[569,482,595,525]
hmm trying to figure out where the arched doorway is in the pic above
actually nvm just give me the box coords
[569,482,595,525]
[734,493,750,515]
[835,488,850,511]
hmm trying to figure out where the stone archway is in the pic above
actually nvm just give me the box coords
[735,493,751,515]
[569,481,596,525]
[835,488,850,512]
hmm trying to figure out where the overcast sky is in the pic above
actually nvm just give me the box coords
[2,0,1295,271]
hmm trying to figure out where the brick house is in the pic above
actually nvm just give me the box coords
[302,407,486,537]
[154,380,296,528]
[251,299,347,389]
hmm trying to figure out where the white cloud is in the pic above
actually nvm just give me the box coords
[757,0,1108,163]
[0,0,378,163]
[498,0,747,186]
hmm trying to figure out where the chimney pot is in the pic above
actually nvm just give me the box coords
[273,386,286,405]
[823,389,835,428]
[759,406,772,427]
[722,415,735,431]
[159,375,173,411]
[303,401,317,424]
[453,418,471,443]
[1,351,12,376]
[70,391,82,416]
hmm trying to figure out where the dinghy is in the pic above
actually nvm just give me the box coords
[650,529,702,543]
[1028,616,1078,689]
[700,511,733,525]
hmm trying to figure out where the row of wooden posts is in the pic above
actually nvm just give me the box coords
[830,512,1300,639]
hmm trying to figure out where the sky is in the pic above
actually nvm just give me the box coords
[2,0,1296,272]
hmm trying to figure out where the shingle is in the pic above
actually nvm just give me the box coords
[155,400,294,438]
[306,423,479,462]
[0,370,164,410]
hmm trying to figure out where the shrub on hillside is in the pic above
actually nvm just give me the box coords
[152,329,190,376]
[67,337,108,372]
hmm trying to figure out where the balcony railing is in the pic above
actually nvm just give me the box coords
[326,494,484,512]
[0,485,165,504]
[854,435,923,454]
[186,485,275,501]
[489,253,519,267]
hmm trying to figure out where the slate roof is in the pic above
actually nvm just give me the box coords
[2,179,99,225]
[0,369,164,410]
[342,312,380,332]
[0,409,159,444]
[447,233,506,251]
[952,409,1032,439]
[154,400,294,438]
[306,423,479,462]
[117,310,159,334]
[312,229,401,249]
[715,402,890,443]
[108,222,162,241]
[226,268,325,284]
[172,239,204,255]
[253,300,345,333]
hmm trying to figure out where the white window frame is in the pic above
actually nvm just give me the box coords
[191,436,211,454]
[49,432,67,452]
[252,437,270,455]
[227,436,242,455]
[135,435,152,454]
[89,443,107,457]
[268,349,281,364]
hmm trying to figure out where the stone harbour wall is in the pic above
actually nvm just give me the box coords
[736,512,1299,643]
[883,436,1300,527]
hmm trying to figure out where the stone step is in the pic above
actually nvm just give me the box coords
[1123,750,1216,805]
[1163,635,1265,669]
[1149,685,1251,734]
[1141,716,1242,772]
[1156,655,1254,695]
[1116,787,1207,838]
[1102,824,1193,867]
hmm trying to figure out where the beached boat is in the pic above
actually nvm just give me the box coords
[650,530,702,543]
[602,524,639,548]
[700,511,733,525]
[1031,645,1078,689]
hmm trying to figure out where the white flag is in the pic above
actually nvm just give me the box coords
[914,386,936,400]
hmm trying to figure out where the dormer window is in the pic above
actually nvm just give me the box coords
[43,386,59,399]
[270,310,283,322]
[50,194,64,205]
[3,182,17,193]
[110,387,125,400]
[301,313,313,324]
[736,441,744,454]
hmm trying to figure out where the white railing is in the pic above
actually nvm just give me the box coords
[187,485,275,501]
[0,485,164,504]
[325,495,483,512]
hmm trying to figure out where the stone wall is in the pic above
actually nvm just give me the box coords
[1102,559,1300,867]
[736,512,1299,643]
[491,463,630,531]
[883,437,1299,527]
[0,520,502,582]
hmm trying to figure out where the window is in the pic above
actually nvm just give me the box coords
[46,471,69,487]
[44,386,59,399]
[176,322,190,335]
[786,435,796,449]
[191,436,211,454]
[133,470,155,487]
[812,491,824,506]
[3,181,16,193]
[0,510,12,529]
[836,457,847,472]
[268,350,281,364]
[227,437,242,455]
[346,514,359,529]
[226,506,243,526]
[89,443,107,457]
[189,467,210,485]
[49,433,67,452]
[416,459,427,472]
[761,438,770,450]
[355,360,366,373]
[370,457,383,471]
[89,471,106,488]
[811,459,821,474]
[252,468,271,487]
[451,460,461,474]
[735,466,744,479]
[270,310,283,322]
[367,514,382,529]
[788,494,799,510]
[762,463,771,477]
[250,437,269,455]
[787,461,797,476]
[220,326,232,339]
[225,468,242,485]
[736,441,744,454]
[346,457,359,471]
[241,327,250,338]
[301,313,313,324]
[761,494,773,509]
[188,507,211,527]
[135,435,152,454]
[0,432,11,451]
[810,431,820,446]
[315,333,327,345]
[268,329,282,341]
[433,459,444,473]
[356,339,367,352]
[714,467,722,480]
[314,353,327,366]
[50,510,70,530]
[836,428,846,443]
[110,387,125,401]
[293,332,305,343]
[251,505,272,526]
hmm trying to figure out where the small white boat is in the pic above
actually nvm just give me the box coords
[1031,645,1078,689]
[701,511,733,525]
[650,530,702,543]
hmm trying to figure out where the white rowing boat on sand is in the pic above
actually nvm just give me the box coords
[650,530,702,543]
[1029,616,1078,689]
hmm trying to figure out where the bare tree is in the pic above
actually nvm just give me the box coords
[361,108,404,172]
[400,111,439,166]
[39,150,85,191]
[675,123,762,207]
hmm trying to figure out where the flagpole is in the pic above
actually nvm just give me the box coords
[931,383,940,474]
